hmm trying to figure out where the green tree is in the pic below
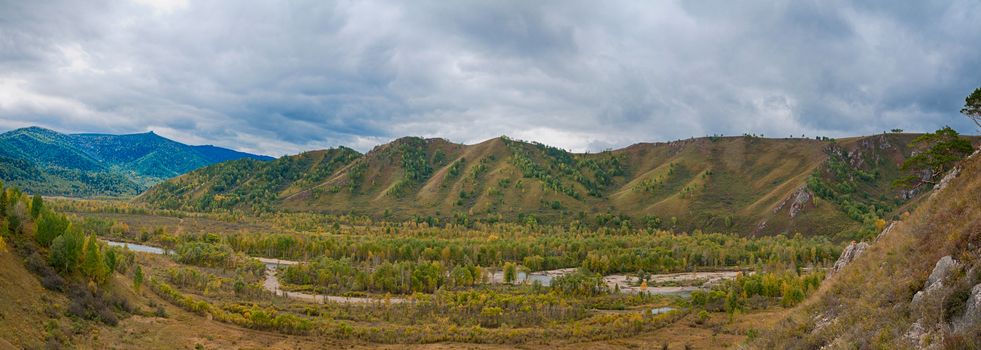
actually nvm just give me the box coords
[30,194,43,219]
[894,126,974,190]
[82,235,109,283]
[962,86,981,129]
[105,248,118,273]
[35,211,69,247]
[49,228,85,273]
[133,265,144,291]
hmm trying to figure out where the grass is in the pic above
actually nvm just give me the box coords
[753,149,981,348]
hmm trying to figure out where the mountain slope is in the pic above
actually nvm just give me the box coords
[754,148,981,348]
[139,133,967,236]
[0,127,273,197]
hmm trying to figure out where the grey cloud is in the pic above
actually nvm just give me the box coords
[0,0,978,157]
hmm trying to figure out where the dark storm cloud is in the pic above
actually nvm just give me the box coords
[0,0,978,156]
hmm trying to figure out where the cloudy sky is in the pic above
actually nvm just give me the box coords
[1,0,979,156]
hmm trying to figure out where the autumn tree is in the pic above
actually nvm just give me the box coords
[503,262,517,284]
[82,235,109,283]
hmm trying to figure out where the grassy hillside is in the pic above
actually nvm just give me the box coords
[139,133,968,237]
[0,127,272,197]
[754,148,981,348]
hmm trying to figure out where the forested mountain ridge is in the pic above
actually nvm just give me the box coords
[139,132,978,238]
[0,126,273,197]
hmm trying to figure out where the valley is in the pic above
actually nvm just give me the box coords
[0,126,976,349]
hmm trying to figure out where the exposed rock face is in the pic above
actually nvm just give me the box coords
[912,256,961,306]
[828,241,870,277]
[933,166,960,192]
[788,188,812,218]
[926,256,960,288]
[771,186,812,218]
[954,283,981,332]
[875,222,896,243]
[752,220,767,235]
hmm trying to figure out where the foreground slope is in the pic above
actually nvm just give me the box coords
[140,133,949,237]
[0,126,273,197]
[755,148,981,348]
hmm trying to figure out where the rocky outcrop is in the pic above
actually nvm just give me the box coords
[875,222,896,243]
[827,241,869,278]
[932,166,960,191]
[912,256,961,306]
[954,283,981,332]
[771,186,813,218]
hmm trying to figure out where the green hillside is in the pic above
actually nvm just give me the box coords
[139,133,972,238]
[0,127,273,197]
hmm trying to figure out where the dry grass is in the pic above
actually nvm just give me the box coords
[754,150,981,348]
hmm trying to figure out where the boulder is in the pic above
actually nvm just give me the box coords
[911,256,961,306]
[925,256,960,289]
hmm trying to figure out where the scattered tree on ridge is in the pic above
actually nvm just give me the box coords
[962,86,981,130]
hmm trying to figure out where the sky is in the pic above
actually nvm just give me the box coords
[0,0,979,156]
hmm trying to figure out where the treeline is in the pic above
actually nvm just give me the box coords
[226,230,839,276]
[690,270,823,316]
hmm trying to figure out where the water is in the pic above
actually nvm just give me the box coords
[650,307,676,315]
[103,240,169,255]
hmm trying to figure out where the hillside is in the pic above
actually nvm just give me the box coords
[754,148,981,348]
[0,127,273,197]
[138,133,966,237]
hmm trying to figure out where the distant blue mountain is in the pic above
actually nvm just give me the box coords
[0,126,273,197]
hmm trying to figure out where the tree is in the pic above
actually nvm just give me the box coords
[133,265,144,291]
[30,194,43,219]
[962,87,981,130]
[35,211,69,247]
[503,262,517,284]
[0,182,6,217]
[82,235,109,283]
[894,126,974,190]
[49,228,84,273]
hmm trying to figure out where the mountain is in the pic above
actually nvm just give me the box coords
[755,148,981,348]
[139,133,976,237]
[0,126,273,197]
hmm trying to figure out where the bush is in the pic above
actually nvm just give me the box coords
[25,252,65,292]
